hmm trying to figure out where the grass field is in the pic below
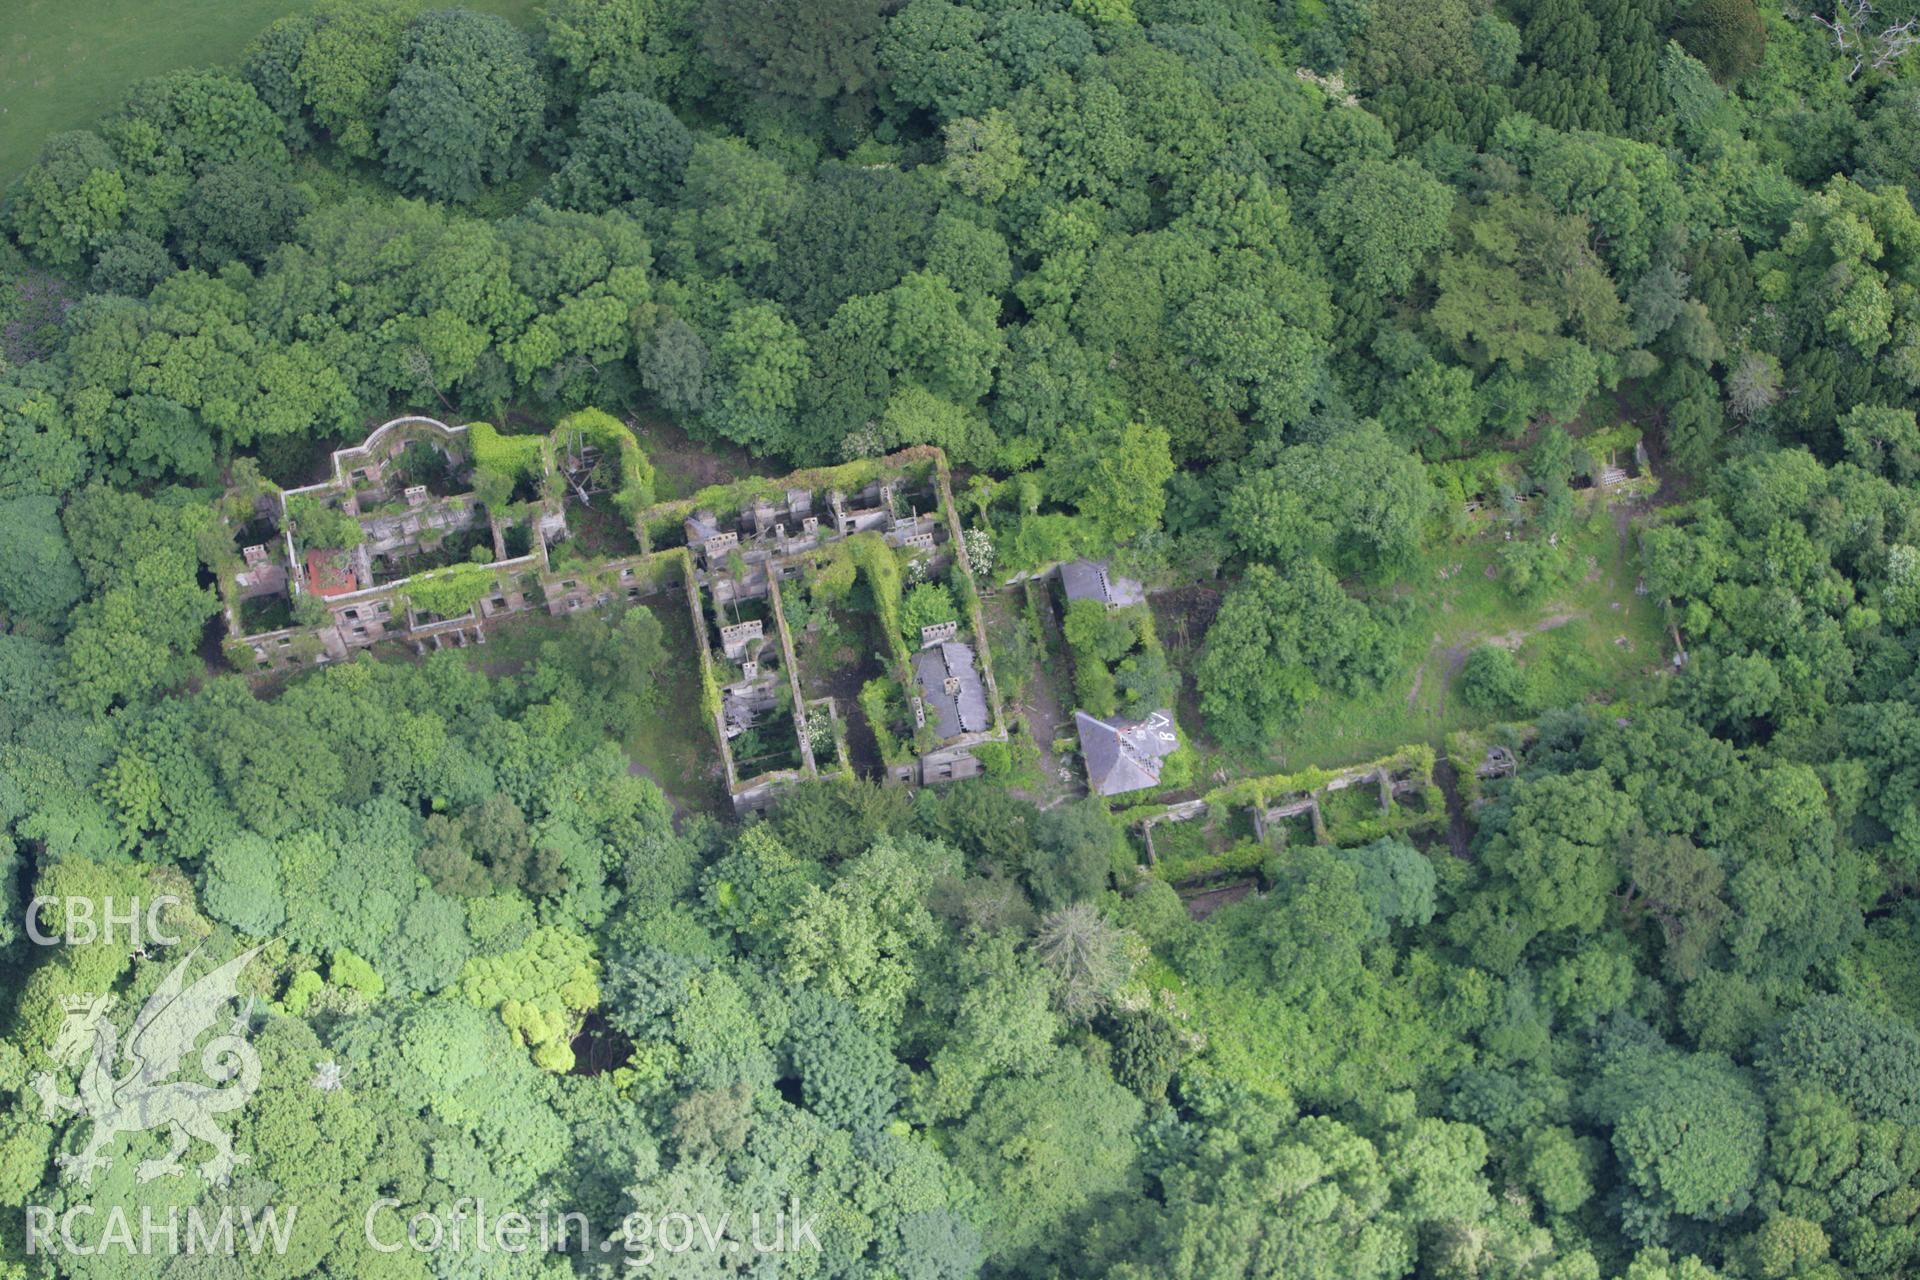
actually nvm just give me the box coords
[1278,501,1669,769]
[0,0,540,188]
[1160,494,1672,777]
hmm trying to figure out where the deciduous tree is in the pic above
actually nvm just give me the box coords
[379,9,546,202]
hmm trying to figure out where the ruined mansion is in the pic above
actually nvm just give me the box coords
[220,416,1006,811]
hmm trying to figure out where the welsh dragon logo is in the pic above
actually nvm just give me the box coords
[31,946,265,1187]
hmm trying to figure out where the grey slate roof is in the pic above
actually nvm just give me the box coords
[1075,708,1179,796]
[1060,558,1146,608]
[912,641,990,739]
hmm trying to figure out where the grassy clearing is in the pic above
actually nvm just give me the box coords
[0,0,540,188]
[624,597,731,818]
[635,414,767,504]
[1268,498,1669,771]
[1154,494,1671,780]
[451,599,729,820]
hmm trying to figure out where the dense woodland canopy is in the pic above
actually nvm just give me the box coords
[4,0,1920,1276]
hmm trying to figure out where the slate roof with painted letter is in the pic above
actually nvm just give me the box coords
[1075,708,1179,796]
